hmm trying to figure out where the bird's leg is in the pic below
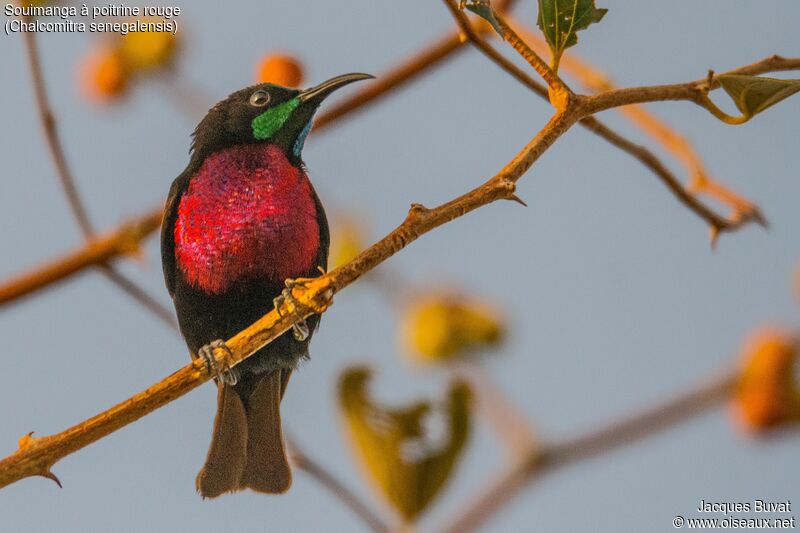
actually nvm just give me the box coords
[272,277,315,341]
[197,340,239,386]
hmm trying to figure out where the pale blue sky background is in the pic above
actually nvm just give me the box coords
[1,2,798,532]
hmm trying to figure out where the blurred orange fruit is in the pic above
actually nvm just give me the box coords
[733,327,800,433]
[256,53,305,87]
[80,45,128,103]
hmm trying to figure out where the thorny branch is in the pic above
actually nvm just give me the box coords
[0,80,575,488]
[2,23,797,492]
[506,19,768,231]
[444,3,782,240]
[528,29,762,220]
[2,5,797,532]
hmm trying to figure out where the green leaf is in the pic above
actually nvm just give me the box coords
[338,366,472,522]
[462,0,503,35]
[537,0,607,67]
[717,74,800,119]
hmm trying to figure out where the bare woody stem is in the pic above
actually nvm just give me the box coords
[21,25,92,236]
[313,0,516,130]
[492,11,572,105]
[0,208,163,306]
[583,55,800,116]
[289,442,389,533]
[440,6,790,236]
[443,0,549,99]
[20,20,176,328]
[437,369,739,533]
[0,104,578,489]
[506,18,766,226]
[445,5,747,233]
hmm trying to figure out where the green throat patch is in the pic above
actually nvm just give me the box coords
[251,97,300,140]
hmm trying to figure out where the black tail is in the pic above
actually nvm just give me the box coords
[196,370,292,497]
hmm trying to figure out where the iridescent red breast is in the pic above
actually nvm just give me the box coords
[174,144,320,294]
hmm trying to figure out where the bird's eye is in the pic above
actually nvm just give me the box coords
[249,90,270,107]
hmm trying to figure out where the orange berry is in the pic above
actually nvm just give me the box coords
[79,45,128,103]
[256,53,305,87]
[733,327,800,433]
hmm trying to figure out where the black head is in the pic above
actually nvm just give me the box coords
[190,73,374,165]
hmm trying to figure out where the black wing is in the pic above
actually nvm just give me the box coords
[308,181,330,276]
[161,172,192,298]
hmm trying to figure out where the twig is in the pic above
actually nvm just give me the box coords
[0,209,163,306]
[583,55,800,115]
[0,102,578,489]
[437,369,738,533]
[441,6,781,237]
[313,0,517,132]
[20,22,176,328]
[442,0,548,99]
[577,117,758,239]
[452,361,536,456]
[98,266,178,328]
[21,26,93,236]
[313,31,465,131]
[508,20,766,227]
[491,11,571,106]
[289,440,389,533]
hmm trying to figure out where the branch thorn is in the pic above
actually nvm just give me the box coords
[709,225,721,250]
[41,469,62,488]
[508,194,528,207]
[706,69,715,89]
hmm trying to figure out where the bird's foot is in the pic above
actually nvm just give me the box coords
[273,278,313,341]
[197,340,239,386]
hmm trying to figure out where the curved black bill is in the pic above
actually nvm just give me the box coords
[299,73,375,104]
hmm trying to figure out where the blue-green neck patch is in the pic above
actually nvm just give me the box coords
[251,97,300,140]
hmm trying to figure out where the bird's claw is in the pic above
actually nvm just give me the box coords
[273,279,311,341]
[197,340,239,386]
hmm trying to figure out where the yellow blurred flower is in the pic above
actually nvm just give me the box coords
[733,327,800,433]
[330,218,366,269]
[401,293,504,363]
[118,19,179,73]
[338,367,472,522]
[255,53,305,88]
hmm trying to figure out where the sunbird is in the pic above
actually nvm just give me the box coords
[161,73,373,497]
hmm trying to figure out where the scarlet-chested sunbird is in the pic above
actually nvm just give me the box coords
[161,73,373,497]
